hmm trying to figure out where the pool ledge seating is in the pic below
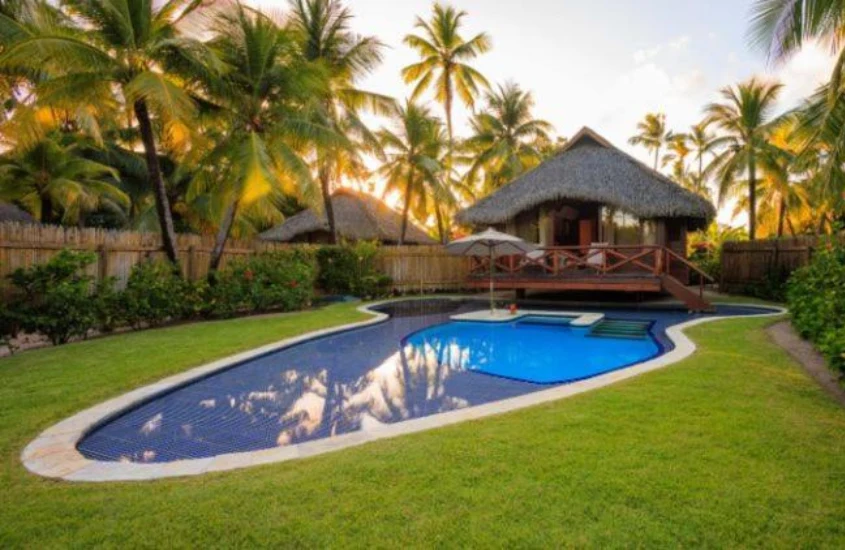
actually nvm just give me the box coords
[451,309,604,327]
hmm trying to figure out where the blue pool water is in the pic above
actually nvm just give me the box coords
[405,318,660,384]
[76,299,775,463]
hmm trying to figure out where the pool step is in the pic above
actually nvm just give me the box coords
[588,320,652,340]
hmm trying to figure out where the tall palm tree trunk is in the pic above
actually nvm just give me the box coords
[653,148,659,170]
[209,199,240,274]
[319,165,338,244]
[698,153,703,184]
[777,196,786,238]
[133,99,180,266]
[39,191,54,224]
[748,151,757,240]
[399,174,415,246]
[435,204,446,244]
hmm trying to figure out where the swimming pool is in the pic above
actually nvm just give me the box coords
[405,317,660,384]
[74,299,775,464]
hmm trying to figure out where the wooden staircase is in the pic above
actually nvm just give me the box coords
[660,274,714,312]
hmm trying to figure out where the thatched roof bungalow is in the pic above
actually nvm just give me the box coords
[457,127,715,263]
[0,201,36,223]
[260,189,435,245]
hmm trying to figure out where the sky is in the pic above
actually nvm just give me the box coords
[254,0,837,225]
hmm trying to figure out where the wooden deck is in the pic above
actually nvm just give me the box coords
[468,245,715,311]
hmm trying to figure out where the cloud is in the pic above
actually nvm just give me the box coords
[764,41,837,110]
[633,35,691,64]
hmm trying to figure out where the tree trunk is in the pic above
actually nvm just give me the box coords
[399,174,414,246]
[777,196,786,238]
[40,191,53,224]
[748,151,757,240]
[133,99,180,266]
[653,147,659,171]
[319,166,338,244]
[435,204,446,244]
[209,199,239,274]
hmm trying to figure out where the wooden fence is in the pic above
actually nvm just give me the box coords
[720,236,843,293]
[0,223,470,293]
[376,245,470,292]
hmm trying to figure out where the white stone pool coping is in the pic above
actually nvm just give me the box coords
[451,309,604,326]
[21,299,786,482]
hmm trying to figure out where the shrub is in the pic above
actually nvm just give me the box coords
[206,249,316,317]
[787,236,845,374]
[316,242,392,298]
[93,277,124,333]
[121,260,189,329]
[7,250,98,345]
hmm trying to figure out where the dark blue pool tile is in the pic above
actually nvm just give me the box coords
[77,300,778,463]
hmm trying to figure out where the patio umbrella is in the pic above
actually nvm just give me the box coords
[446,228,536,313]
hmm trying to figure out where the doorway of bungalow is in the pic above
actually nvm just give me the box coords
[550,204,598,249]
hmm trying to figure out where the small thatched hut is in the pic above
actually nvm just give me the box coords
[260,188,435,245]
[0,202,36,223]
[457,127,715,259]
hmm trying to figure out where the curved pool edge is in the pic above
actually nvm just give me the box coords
[20,300,787,482]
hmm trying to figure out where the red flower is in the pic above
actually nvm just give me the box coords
[288,280,298,288]
[244,269,254,282]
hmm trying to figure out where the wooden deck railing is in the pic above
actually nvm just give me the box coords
[469,245,715,297]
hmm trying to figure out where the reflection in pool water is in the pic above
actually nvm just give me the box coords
[76,300,771,463]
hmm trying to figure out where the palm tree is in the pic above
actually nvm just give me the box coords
[704,79,783,240]
[402,3,491,153]
[750,0,845,231]
[687,121,719,192]
[378,101,450,245]
[199,4,344,272]
[0,0,220,265]
[629,113,672,170]
[662,134,692,185]
[289,0,392,244]
[462,82,553,194]
[0,138,126,224]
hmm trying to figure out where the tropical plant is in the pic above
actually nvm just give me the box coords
[629,112,672,170]
[0,137,126,224]
[377,101,450,244]
[661,134,692,186]
[402,2,491,152]
[750,0,845,232]
[0,0,222,265]
[289,0,392,244]
[197,4,342,272]
[727,121,808,238]
[704,78,783,240]
[687,121,719,188]
[461,82,553,194]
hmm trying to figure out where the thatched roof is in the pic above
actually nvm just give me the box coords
[457,127,716,226]
[260,189,436,245]
[0,202,36,223]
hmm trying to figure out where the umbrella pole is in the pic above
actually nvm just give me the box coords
[489,247,494,314]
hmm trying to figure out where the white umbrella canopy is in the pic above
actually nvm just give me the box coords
[446,228,537,313]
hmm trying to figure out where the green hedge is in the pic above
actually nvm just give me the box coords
[1,249,319,349]
[787,236,845,374]
[316,241,392,298]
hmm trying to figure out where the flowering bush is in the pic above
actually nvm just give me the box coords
[205,249,316,317]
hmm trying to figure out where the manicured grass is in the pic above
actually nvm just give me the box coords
[2,304,845,547]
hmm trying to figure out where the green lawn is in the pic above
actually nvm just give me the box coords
[2,303,845,547]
